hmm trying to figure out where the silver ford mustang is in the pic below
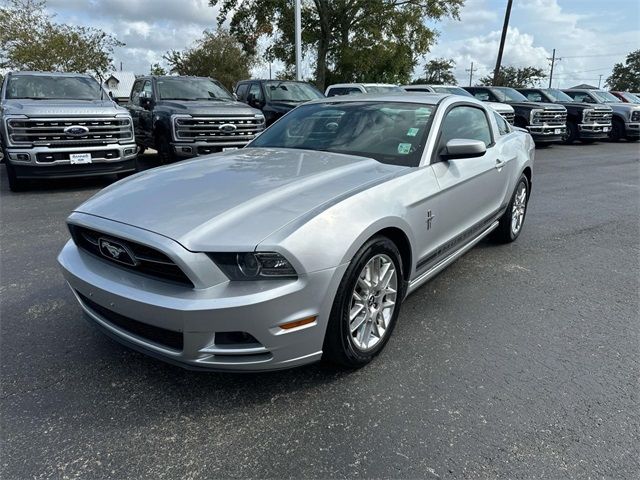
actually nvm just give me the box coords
[58,93,534,371]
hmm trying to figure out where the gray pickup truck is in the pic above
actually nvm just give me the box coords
[1,71,137,191]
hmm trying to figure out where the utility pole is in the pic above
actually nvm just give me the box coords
[547,49,561,88]
[598,74,603,88]
[465,62,475,86]
[295,0,302,81]
[493,0,513,85]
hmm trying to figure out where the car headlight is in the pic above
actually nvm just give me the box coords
[582,108,594,122]
[208,252,297,280]
[530,109,544,125]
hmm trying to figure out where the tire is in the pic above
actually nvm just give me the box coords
[323,236,406,368]
[609,118,624,142]
[155,133,174,164]
[562,120,578,145]
[5,162,27,192]
[492,174,529,244]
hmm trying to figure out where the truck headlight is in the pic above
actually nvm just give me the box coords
[632,110,640,122]
[530,109,544,125]
[208,252,297,280]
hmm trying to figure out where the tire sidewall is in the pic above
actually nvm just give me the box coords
[325,236,406,366]
[508,175,529,241]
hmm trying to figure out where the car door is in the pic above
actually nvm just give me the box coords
[138,80,154,145]
[426,104,508,259]
[128,80,144,142]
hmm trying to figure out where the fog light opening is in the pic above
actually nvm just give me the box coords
[280,316,317,330]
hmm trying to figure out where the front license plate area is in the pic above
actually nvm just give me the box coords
[554,128,562,134]
[603,127,610,132]
[69,153,92,164]
[222,147,238,152]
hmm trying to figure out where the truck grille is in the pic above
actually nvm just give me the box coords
[7,117,133,147]
[173,115,265,144]
[69,225,194,288]
[538,110,567,125]
[502,112,515,125]
[584,109,613,124]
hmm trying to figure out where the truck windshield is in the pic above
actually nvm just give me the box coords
[264,81,324,103]
[156,77,233,101]
[250,101,434,167]
[5,75,104,100]
[492,87,529,102]
[545,89,574,102]
[619,92,640,104]
[591,90,622,104]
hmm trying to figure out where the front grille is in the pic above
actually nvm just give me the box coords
[502,112,515,125]
[584,109,613,124]
[78,292,183,351]
[36,149,120,163]
[538,110,567,125]
[7,117,134,147]
[173,115,265,144]
[69,225,194,287]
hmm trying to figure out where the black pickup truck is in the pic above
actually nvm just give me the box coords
[126,76,265,163]
[464,86,567,144]
[517,88,612,144]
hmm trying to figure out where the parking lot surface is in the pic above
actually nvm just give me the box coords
[1,142,639,479]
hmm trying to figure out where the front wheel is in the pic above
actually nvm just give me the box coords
[323,236,406,368]
[155,133,174,165]
[5,162,27,192]
[562,120,578,144]
[492,174,529,243]
[609,119,624,142]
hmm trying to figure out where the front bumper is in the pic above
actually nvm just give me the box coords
[578,123,611,139]
[4,143,137,179]
[172,141,249,159]
[58,239,347,372]
[527,124,566,143]
[624,122,640,138]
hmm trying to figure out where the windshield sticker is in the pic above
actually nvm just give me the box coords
[397,143,412,154]
[407,127,419,137]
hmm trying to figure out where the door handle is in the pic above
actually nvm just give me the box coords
[495,159,506,170]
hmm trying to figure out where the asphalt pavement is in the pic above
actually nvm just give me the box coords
[1,142,639,479]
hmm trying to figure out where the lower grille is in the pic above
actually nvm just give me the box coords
[36,149,120,163]
[69,225,194,287]
[78,292,183,351]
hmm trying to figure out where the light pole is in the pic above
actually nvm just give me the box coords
[493,0,513,85]
[295,0,302,81]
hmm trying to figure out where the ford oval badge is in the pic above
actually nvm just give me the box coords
[64,125,90,136]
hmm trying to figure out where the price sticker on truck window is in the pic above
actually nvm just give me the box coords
[69,153,92,164]
[397,143,412,155]
[407,127,419,137]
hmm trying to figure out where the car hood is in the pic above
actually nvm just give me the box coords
[155,99,261,116]
[506,101,566,111]
[486,101,513,114]
[1,98,127,117]
[75,148,407,251]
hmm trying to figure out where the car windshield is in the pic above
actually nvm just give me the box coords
[545,89,574,102]
[492,87,529,102]
[619,92,640,104]
[250,101,434,167]
[431,86,474,97]
[156,77,233,101]
[5,75,104,100]
[591,90,622,103]
[263,81,324,102]
[364,85,404,94]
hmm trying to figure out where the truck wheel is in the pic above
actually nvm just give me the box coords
[5,162,27,192]
[155,134,174,165]
[562,120,578,144]
[323,236,405,368]
[492,174,529,244]
[609,118,624,142]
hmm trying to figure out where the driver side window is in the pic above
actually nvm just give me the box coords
[438,105,492,155]
[248,83,263,102]
[130,80,143,104]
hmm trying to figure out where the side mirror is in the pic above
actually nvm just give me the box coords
[441,139,487,160]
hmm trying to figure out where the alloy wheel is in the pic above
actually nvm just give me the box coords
[511,182,527,235]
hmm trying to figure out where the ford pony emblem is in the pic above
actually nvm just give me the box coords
[98,238,138,266]
[64,125,90,136]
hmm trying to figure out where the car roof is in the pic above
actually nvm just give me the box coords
[302,92,457,107]
[327,83,399,88]
[8,71,94,78]
[237,79,312,84]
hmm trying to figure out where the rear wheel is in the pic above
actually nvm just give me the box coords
[562,120,578,144]
[492,174,529,244]
[5,162,27,192]
[323,236,405,368]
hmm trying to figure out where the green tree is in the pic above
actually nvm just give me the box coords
[0,0,123,76]
[209,0,464,90]
[479,66,546,88]
[150,63,167,76]
[164,30,256,90]
[606,50,640,91]
[416,58,457,84]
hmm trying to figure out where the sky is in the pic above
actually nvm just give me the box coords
[46,0,640,88]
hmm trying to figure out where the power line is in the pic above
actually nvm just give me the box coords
[560,52,628,59]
